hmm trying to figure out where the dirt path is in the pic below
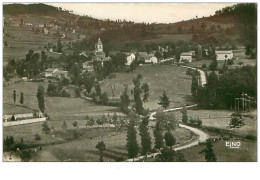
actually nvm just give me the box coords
[125,124,209,162]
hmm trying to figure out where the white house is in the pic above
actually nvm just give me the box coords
[43,28,49,35]
[180,52,193,63]
[138,52,158,64]
[215,51,233,61]
[125,53,136,65]
[45,68,58,77]
[145,56,158,64]
[53,70,68,79]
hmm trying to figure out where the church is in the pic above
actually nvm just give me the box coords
[93,38,111,61]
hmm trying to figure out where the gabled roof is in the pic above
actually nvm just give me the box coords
[45,68,57,72]
[180,52,192,56]
[215,51,233,54]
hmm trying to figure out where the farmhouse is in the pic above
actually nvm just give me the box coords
[43,28,49,35]
[45,68,68,79]
[125,52,136,65]
[180,52,193,63]
[53,70,68,79]
[45,68,58,77]
[215,51,233,61]
[138,52,158,64]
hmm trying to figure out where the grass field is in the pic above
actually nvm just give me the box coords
[4,120,195,162]
[180,140,257,162]
[170,109,257,137]
[3,81,122,119]
[31,126,195,162]
[188,48,256,70]
[3,25,80,65]
[101,64,193,110]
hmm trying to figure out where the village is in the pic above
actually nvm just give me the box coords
[2,3,257,163]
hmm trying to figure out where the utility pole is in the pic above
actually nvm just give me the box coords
[241,93,244,111]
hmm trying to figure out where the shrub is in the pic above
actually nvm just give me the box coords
[188,117,202,127]
[202,63,207,69]
[245,135,257,141]
[229,112,245,128]
[86,118,95,126]
[72,121,78,128]
[11,115,16,121]
[35,133,41,141]
[229,116,245,128]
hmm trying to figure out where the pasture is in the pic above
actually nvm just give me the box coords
[4,118,195,162]
[3,81,122,119]
[170,109,257,137]
[101,64,193,110]
[181,140,257,162]
[32,126,195,162]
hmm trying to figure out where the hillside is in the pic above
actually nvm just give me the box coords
[3,3,256,62]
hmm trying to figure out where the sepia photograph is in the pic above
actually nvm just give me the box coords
[1,1,257,163]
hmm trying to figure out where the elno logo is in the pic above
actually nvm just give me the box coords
[225,141,241,149]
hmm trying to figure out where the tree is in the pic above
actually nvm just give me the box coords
[3,136,15,151]
[13,90,16,105]
[57,38,62,53]
[139,117,152,156]
[20,92,24,105]
[112,112,118,125]
[191,76,199,99]
[180,105,188,124]
[158,91,170,110]
[94,83,101,96]
[141,83,150,102]
[199,139,217,162]
[83,72,96,94]
[132,74,144,115]
[35,133,41,141]
[229,112,245,128]
[96,141,106,162]
[227,59,233,66]
[164,131,176,148]
[62,120,67,129]
[20,150,31,162]
[100,92,108,105]
[126,116,139,160]
[36,85,45,113]
[73,130,79,139]
[156,147,175,162]
[42,122,50,134]
[72,121,78,128]
[153,120,164,150]
[111,53,127,70]
[120,84,130,113]
[154,112,177,131]
[209,59,218,71]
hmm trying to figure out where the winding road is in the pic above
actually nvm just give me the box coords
[126,65,209,162]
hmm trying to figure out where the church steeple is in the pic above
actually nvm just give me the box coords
[95,37,103,52]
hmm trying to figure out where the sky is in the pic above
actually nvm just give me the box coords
[48,3,235,24]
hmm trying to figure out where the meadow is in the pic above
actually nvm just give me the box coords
[180,140,257,162]
[101,64,193,110]
[170,109,257,137]
[3,81,122,119]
